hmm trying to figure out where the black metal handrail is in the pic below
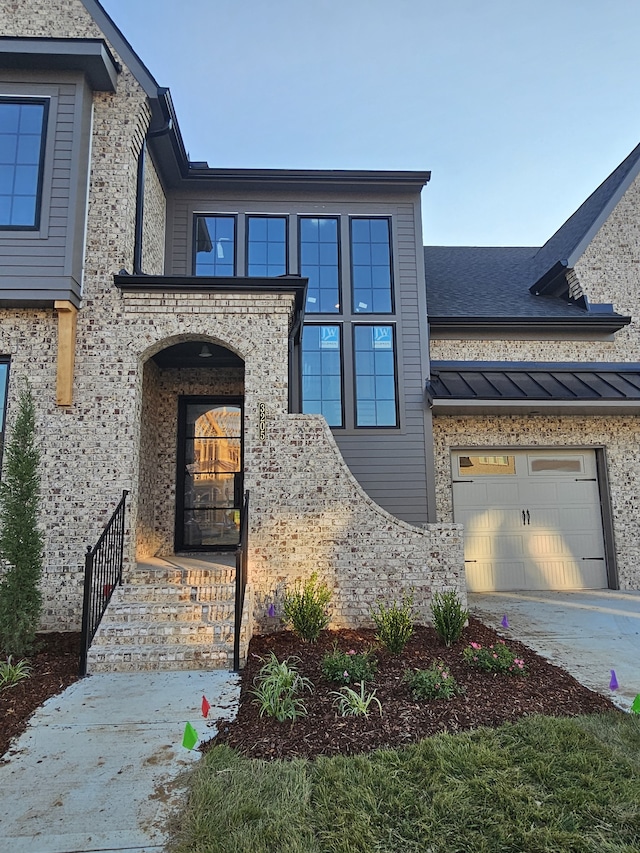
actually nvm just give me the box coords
[233,490,249,672]
[79,490,128,676]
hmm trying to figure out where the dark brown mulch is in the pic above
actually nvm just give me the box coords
[205,617,618,761]
[0,633,80,760]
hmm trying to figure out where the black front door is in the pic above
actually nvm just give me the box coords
[175,397,243,551]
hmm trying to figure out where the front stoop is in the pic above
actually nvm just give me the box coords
[86,554,250,673]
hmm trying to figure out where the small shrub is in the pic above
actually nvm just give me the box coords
[403,659,462,700]
[321,643,378,685]
[331,682,382,718]
[371,594,415,654]
[250,652,313,721]
[282,572,331,642]
[463,640,527,675]
[0,655,31,690]
[431,590,469,647]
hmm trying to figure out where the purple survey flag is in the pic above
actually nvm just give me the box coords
[501,615,509,629]
[609,670,619,690]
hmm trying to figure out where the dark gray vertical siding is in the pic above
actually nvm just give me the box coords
[165,194,430,527]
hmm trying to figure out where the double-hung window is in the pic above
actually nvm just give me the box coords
[0,98,48,229]
[194,215,236,276]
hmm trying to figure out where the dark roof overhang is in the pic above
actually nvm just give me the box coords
[427,361,640,415]
[428,314,631,336]
[0,37,119,90]
[113,274,308,344]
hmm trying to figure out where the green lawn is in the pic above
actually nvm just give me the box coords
[168,714,640,853]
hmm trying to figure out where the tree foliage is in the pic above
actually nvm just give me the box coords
[0,384,43,656]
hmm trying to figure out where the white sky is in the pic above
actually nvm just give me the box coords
[101,0,640,247]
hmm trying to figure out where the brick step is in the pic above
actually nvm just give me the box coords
[86,643,237,672]
[127,566,235,586]
[105,600,235,622]
[116,583,236,603]
[91,620,236,645]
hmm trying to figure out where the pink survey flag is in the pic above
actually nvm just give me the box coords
[501,615,509,629]
[202,695,211,718]
[609,670,619,690]
[182,722,198,750]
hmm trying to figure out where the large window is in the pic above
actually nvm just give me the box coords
[353,325,397,427]
[0,99,48,229]
[351,218,392,313]
[194,215,236,276]
[301,325,343,427]
[247,216,287,276]
[299,217,340,313]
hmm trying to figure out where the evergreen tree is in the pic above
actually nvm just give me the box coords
[0,383,43,656]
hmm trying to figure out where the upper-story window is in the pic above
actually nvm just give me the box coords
[0,98,48,230]
[351,217,393,313]
[194,215,236,276]
[247,216,287,276]
[299,217,340,313]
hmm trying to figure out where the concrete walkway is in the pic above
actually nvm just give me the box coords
[469,589,640,711]
[0,670,240,853]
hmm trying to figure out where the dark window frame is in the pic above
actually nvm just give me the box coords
[0,357,10,469]
[349,216,395,315]
[246,214,289,277]
[0,97,49,232]
[301,322,345,428]
[298,215,342,314]
[193,214,238,276]
[352,323,399,428]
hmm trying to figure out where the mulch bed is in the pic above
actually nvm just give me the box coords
[0,633,80,760]
[205,618,618,760]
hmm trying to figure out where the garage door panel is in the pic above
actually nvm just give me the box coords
[453,448,608,591]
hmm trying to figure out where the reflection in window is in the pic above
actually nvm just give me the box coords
[194,215,235,276]
[0,99,47,228]
[530,457,583,474]
[247,216,287,276]
[458,455,516,476]
[354,325,397,427]
[351,218,392,313]
[300,217,340,313]
[301,325,343,427]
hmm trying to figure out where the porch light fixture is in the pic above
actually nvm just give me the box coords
[198,344,213,358]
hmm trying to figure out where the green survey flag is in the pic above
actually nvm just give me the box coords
[631,694,640,715]
[182,722,198,750]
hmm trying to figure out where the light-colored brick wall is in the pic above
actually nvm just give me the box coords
[141,153,166,275]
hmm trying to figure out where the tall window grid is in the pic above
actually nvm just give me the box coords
[299,217,340,313]
[301,325,343,427]
[351,217,393,313]
[0,99,47,229]
[353,325,397,427]
[194,215,235,276]
[247,216,287,276]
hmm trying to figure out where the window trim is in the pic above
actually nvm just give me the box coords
[349,215,395,315]
[246,214,289,277]
[301,322,345,429]
[298,214,342,315]
[352,322,399,429]
[0,96,49,232]
[193,213,238,276]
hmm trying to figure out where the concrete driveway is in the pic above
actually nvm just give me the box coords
[469,589,640,711]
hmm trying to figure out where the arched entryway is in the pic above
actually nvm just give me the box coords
[136,337,245,559]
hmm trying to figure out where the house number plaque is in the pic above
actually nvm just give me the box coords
[258,402,267,441]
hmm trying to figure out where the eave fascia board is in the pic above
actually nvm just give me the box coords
[430,360,640,372]
[431,398,640,414]
[428,315,631,335]
[178,168,432,194]
[0,37,119,91]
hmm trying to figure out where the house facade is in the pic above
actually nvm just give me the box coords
[1,0,638,669]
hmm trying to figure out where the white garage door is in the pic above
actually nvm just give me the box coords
[452,450,608,592]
